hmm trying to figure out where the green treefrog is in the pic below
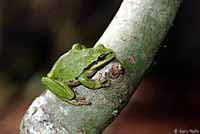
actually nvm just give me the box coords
[41,43,115,105]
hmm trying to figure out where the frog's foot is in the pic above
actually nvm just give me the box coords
[65,97,92,106]
[78,70,111,89]
[67,80,80,87]
[96,73,111,87]
[101,79,111,87]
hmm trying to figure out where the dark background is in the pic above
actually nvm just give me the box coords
[0,0,200,133]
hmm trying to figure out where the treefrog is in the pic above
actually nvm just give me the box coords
[41,43,115,105]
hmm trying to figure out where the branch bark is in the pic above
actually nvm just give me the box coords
[20,0,181,133]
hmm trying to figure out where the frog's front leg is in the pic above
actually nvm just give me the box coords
[78,69,110,89]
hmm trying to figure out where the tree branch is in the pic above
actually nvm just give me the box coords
[20,0,181,133]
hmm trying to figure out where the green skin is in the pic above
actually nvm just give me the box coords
[41,43,115,105]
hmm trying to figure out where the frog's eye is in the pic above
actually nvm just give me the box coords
[72,43,86,50]
[98,54,106,60]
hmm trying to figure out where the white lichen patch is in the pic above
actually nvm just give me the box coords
[32,95,48,108]
[26,96,47,118]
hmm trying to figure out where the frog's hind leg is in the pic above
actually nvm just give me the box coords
[78,70,110,89]
[42,77,91,106]
[41,77,75,100]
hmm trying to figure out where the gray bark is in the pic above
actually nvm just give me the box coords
[20,0,181,133]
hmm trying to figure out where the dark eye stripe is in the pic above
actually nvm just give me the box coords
[76,60,98,78]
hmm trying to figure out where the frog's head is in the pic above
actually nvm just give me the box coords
[95,44,115,61]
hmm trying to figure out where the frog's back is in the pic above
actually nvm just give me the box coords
[48,48,100,81]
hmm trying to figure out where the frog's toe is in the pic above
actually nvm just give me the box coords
[100,77,107,84]
[66,98,92,106]
[97,72,110,84]
[102,80,111,87]
[96,73,103,81]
